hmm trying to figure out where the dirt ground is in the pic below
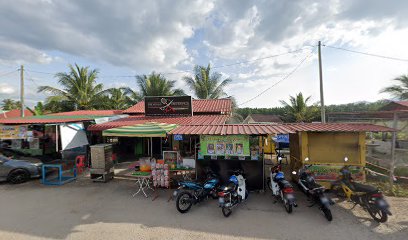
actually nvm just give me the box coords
[0,178,407,240]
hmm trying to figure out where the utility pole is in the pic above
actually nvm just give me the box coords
[318,41,326,123]
[20,65,24,117]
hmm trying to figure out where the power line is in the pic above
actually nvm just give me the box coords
[24,46,311,78]
[238,48,316,107]
[323,44,408,62]
[0,69,18,78]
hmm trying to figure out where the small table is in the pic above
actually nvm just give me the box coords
[130,173,153,198]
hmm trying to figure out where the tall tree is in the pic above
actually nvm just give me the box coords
[1,99,21,111]
[183,64,232,99]
[136,72,184,97]
[381,74,408,100]
[280,92,319,122]
[102,88,134,110]
[38,64,108,111]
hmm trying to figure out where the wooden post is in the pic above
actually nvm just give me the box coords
[390,112,398,193]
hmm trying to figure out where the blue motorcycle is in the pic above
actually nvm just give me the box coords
[174,168,220,213]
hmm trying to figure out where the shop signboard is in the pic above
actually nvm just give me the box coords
[200,135,250,157]
[173,134,183,141]
[0,125,28,139]
[144,96,192,116]
[308,165,364,182]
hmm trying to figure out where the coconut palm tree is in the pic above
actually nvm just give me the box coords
[38,64,109,111]
[136,72,185,97]
[183,64,232,99]
[280,92,319,122]
[27,102,45,115]
[381,74,408,100]
[1,99,21,110]
[102,87,135,110]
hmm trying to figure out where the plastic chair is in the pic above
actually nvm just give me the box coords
[75,155,86,174]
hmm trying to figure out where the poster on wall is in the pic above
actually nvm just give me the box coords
[308,165,364,181]
[0,125,29,139]
[200,135,250,157]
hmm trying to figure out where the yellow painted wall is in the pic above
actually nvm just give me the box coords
[259,135,275,154]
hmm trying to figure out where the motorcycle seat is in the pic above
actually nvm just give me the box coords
[349,182,377,193]
[277,179,292,189]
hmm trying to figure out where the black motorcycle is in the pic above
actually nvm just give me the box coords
[174,168,220,213]
[295,162,334,221]
[218,169,248,217]
[331,163,392,223]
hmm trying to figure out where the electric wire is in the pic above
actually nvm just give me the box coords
[0,69,18,78]
[237,48,316,107]
[323,44,408,62]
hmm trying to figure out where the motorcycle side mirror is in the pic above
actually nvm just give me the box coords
[292,171,297,175]
[304,157,309,162]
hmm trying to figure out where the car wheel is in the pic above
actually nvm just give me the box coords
[8,169,30,184]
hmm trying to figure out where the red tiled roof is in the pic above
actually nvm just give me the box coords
[286,123,395,132]
[170,124,294,135]
[123,99,232,114]
[0,109,33,119]
[396,101,408,107]
[49,110,123,116]
[87,115,229,131]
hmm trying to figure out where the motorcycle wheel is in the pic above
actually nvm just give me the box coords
[222,207,232,217]
[176,191,193,213]
[284,201,293,213]
[322,207,333,221]
[367,204,388,223]
[267,177,272,191]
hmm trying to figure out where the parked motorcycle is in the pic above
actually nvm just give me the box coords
[174,168,220,213]
[331,157,392,223]
[295,157,334,221]
[268,158,297,213]
[218,169,248,217]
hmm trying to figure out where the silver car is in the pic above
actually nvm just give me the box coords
[0,155,42,184]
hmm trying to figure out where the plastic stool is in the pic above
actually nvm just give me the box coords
[112,153,117,164]
[75,155,86,174]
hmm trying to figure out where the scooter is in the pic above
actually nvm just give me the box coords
[174,168,220,213]
[331,157,392,223]
[295,157,334,221]
[268,158,297,213]
[218,169,248,217]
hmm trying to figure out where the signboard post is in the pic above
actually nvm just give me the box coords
[144,96,192,116]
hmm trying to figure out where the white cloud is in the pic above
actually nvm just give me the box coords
[0,83,15,94]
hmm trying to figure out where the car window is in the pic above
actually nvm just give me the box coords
[0,155,9,163]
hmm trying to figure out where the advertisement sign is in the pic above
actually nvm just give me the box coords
[308,165,364,181]
[144,96,192,116]
[0,125,28,139]
[200,135,250,157]
[173,134,183,141]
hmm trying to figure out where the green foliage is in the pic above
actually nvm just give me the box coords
[325,100,389,113]
[183,64,232,99]
[280,92,320,122]
[27,102,45,115]
[235,107,286,121]
[38,64,108,112]
[381,74,408,100]
[101,87,134,110]
[1,99,21,111]
[136,72,185,97]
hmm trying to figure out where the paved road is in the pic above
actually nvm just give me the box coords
[0,179,406,240]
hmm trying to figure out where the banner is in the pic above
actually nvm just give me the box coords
[200,135,250,157]
[60,123,89,150]
[307,165,364,181]
[0,125,28,139]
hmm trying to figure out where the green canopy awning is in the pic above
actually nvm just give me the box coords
[102,122,178,137]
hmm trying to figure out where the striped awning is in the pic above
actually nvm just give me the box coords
[103,122,178,137]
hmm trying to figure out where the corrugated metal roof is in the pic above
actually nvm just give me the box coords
[88,115,229,131]
[169,124,294,135]
[123,99,232,114]
[0,109,33,119]
[286,123,395,132]
[49,110,123,116]
[0,110,123,125]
